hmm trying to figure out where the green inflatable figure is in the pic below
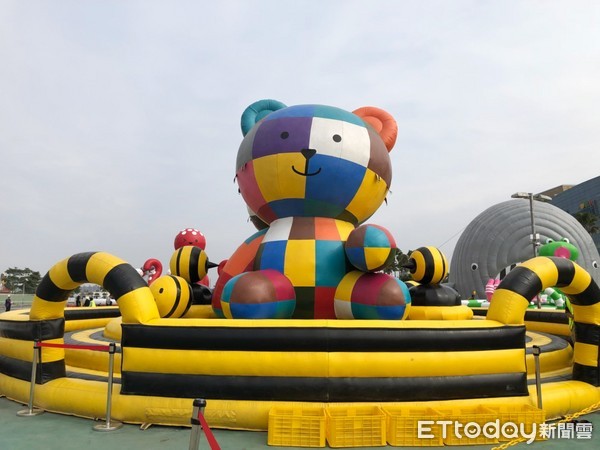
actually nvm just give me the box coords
[538,238,579,332]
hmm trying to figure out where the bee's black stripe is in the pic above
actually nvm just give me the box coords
[165,276,182,318]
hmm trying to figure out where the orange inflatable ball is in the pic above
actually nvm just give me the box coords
[149,275,193,318]
[170,245,210,284]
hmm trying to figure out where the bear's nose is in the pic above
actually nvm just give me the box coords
[301,148,317,160]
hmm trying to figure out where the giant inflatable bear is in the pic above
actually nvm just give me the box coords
[213,100,410,319]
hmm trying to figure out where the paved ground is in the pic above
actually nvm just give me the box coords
[1,396,599,449]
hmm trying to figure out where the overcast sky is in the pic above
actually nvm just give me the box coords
[1,1,599,282]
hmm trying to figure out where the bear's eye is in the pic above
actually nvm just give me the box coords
[280,131,289,139]
[332,134,342,142]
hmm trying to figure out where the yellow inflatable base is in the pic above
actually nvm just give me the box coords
[1,373,598,430]
[103,304,216,341]
[1,303,581,430]
[408,305,474,320]
[65,325,572,380]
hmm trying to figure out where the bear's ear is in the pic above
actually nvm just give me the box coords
[352,106,398,152]
[241,99,287,136]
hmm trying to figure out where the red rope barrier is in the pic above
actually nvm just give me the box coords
[198,410,221,450]
[37,342,112,352]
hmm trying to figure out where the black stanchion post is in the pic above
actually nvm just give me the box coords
[93,342,123,431]
[533,345,543,409]
[17,340,44,417]
[189,398,207,450]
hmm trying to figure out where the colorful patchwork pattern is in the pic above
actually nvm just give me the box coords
[236,104,391,225]
[220,270,295,319]
[212,229,267,317]
[254,217,354,318]
[215,102,399,320]
[345,224,396,272]
[334,271,411,320]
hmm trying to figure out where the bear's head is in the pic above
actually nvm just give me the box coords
[236,100,397,225]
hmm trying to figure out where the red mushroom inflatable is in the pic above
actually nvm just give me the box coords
[174,228,210,286]
[174,228,207,250]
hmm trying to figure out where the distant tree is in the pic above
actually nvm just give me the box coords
[383,248,413,281]
[1,267,42,294]
[573,211,600,235]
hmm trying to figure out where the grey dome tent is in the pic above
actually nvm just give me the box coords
[449,199,600,299]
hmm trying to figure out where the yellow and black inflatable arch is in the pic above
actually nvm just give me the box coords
[8,252,158,385]
[487,256,600,386]
[31,251,158,324]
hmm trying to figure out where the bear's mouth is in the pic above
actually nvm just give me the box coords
[292,148,322,177]
[292,165,322,177]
